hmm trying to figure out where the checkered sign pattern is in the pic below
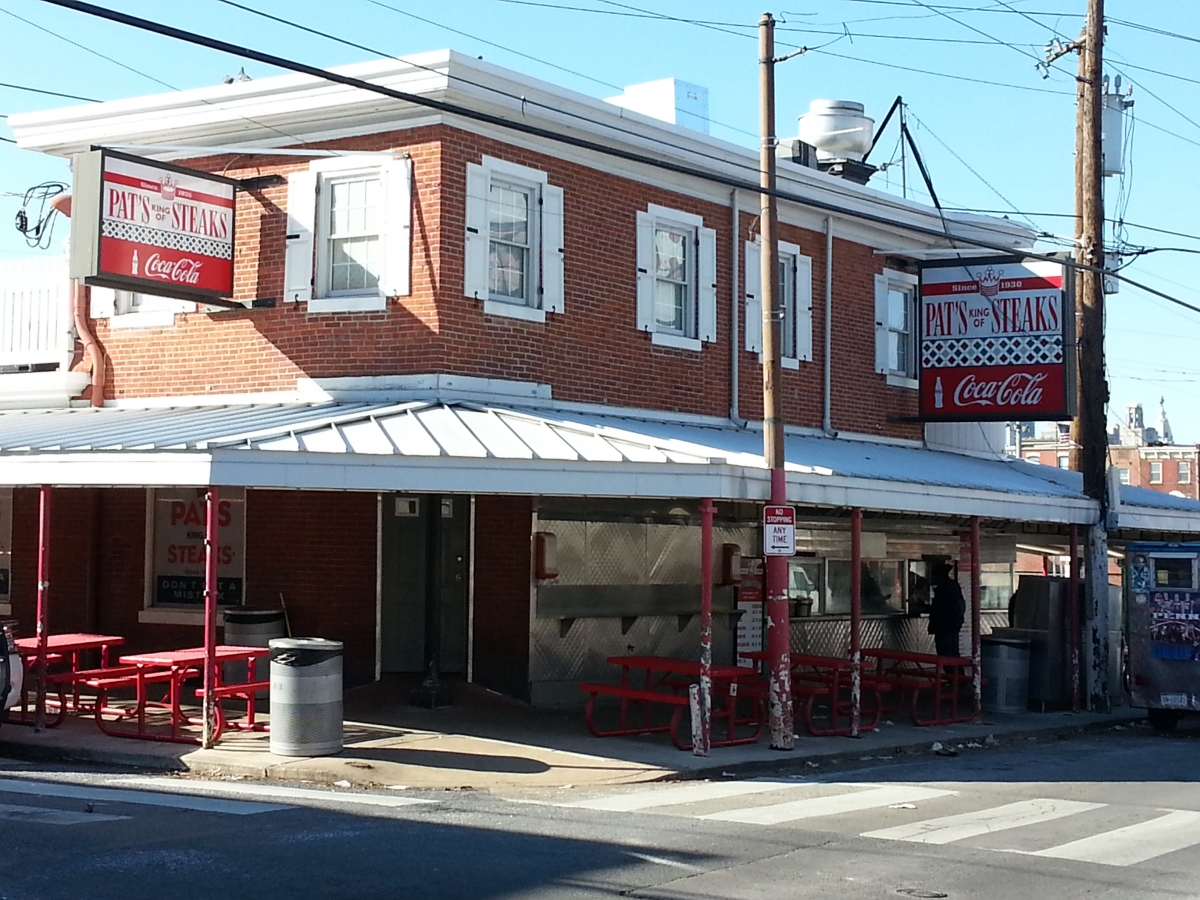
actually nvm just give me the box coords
[921,334,1064,369]
[102,220,232,260]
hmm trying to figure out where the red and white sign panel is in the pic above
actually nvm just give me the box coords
[72,150,236,301]
[763,506,796,557]
[919,257,1074,421]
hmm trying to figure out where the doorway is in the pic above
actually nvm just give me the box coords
[379,494,469,674]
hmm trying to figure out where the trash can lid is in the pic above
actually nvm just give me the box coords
[981,634,1031,648]
[224,607,287,623]
[269,636,343,667]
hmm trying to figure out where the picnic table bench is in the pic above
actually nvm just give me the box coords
[863,648,978,726]
[742,651,888,736]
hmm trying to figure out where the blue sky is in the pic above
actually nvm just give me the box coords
[1,0,1196,441]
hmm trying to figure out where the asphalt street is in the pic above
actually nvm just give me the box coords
[1,723,1199,900]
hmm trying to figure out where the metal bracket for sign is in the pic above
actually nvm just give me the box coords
[235,174,285,191]
[91,147,283,192]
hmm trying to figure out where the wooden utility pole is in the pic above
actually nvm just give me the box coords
[1068,0,1111,712]
[759,12,793,750]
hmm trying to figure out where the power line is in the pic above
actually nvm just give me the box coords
[33,0,1199,318]
[1108,17,1200,47]
[810,47,1072,94]
[904,0,1048,67]
[0,80,99,102]
[942,208,1200,243]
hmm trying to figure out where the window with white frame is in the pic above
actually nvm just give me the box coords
[88,287,194,329]
[283,156,411,313]
[1150,461,1163,483]
[1180,461,1191,484]
[464,156,564,323]
[874,269,918,385]
[636,204,717,350]
[1057,453,1070,469]
[1118,467,1131,484]
[743,238,813,366]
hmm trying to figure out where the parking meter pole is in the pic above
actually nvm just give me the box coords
[695,498,716,757]
[850,506,862,737]
[34,485,51,732]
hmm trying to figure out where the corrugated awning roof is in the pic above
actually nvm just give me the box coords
[0,400,1194,530]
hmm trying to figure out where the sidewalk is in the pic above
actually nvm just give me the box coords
[0,680,1145,790]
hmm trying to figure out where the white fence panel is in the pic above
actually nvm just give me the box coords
[0,255,72,368]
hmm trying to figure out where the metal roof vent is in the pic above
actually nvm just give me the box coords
[797,100,878,184]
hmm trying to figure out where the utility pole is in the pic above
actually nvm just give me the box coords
[759,11,793,750]
[1066,0,1111,712]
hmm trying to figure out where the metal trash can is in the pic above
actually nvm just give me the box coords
[269,637,343,757]
[223,607,287,684]
[981,633,1031,714]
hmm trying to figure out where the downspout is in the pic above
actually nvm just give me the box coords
[730,190,747,426]
[822,216,836,436]
[72,280,106,408]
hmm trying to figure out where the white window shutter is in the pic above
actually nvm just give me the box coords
[796,254,814,362]
[463,162,490,301]
[541,182,565,314]
[89,286,115,319]
[874,273,890,374]
[698,225,718,343]
[283,169,317,304]
[743,239,762,353]
[635,210,655,332]
[380,157,412,297]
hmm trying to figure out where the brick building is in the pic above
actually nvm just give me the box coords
[3,52,1198,706]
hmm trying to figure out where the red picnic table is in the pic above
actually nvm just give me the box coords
[742,650,888,736]
[86,645,269,744]
[580,655,764,750]
[863,648,978,726]
[13,633,125,727]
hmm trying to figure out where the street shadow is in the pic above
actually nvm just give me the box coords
[341,745,550,774]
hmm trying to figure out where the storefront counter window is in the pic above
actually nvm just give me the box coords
[826,559,905,615]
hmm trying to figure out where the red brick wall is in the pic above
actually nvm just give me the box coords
[245,489,377,687]
[83,124,919,439]
[472,496,532,700]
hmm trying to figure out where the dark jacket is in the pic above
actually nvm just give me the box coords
[929,575,966,635]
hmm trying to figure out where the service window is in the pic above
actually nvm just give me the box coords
[787,558,823,615]
[979,562,1015,610]
[149,487,246,609]
[1152,555,1197,590]
[826,559,905,615]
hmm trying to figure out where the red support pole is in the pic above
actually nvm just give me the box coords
[850,507,862,737]
[1069,523,1081,712]
[34,485,51,732]
[766,470,794,750]
[694,498,716,757]
[202,486,220,748]
[970,516,982,723]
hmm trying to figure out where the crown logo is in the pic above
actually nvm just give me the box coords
[160,175,177,202]
[977,266,1002,298]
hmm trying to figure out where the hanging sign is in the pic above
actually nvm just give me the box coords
[918,256,1075,422]
[763,506,796,557]
[69,149,237,301]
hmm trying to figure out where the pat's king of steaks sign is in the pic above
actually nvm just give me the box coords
[70,149,236,301]
[918,256,1076,422]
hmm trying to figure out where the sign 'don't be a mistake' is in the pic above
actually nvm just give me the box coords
[69,149,237,302]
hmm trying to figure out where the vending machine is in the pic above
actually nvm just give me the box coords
[1125,543,1200,731]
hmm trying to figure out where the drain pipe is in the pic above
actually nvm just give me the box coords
[822,216,836,436]
[729,190,747,426]
[71,280,106,408]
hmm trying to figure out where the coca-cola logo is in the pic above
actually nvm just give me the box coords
[144,253,203,285]
[953,371,1046,408]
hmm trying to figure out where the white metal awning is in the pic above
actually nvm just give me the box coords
[0,400,1194,530]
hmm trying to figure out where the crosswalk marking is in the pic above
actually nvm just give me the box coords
[1033,809,1200,867]
[700,785,956,826]
[0,801,129,826]
[863,798,1103,845]
[0,778,288,816]
[562,779,801,812]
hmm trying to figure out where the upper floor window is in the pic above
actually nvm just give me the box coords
[874,269,919,386]
[464,156,565,323]
[1180,461,1191,484]
[1057,453,1070,469]
[1150,461,1163,483]
[1118,467,1131,484]
[636,204,717,351]
[743,238,813,366]
[283,155,411,313]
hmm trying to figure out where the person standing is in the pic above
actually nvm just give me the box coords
[929,562,966,659]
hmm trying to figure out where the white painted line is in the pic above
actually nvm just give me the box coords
[1033,809,1200,867]
[110,777,436,810]
[863,798,1104,845]
[623,852,702,871]
[701,785,957,826]
[0,801,129,826]
[564,780,801,812]
[0,778,287,816]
